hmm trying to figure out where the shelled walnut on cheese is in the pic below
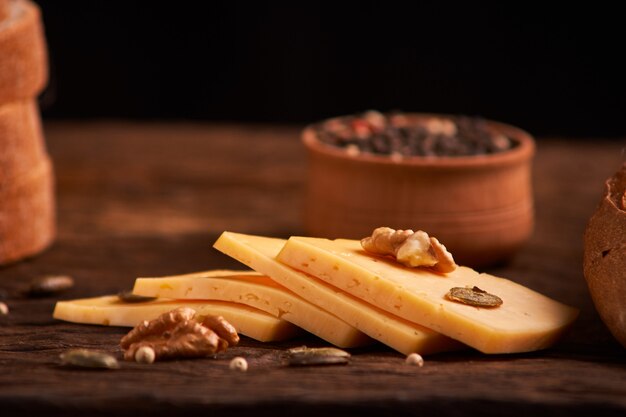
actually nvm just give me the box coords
[361,227,456,273]
[120,307,239,362]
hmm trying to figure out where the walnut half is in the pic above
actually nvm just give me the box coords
[120,307,239,361]
[361,227,456,273]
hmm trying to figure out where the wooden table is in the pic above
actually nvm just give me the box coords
[1,122,625,416]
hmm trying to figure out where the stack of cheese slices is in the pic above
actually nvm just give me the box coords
[54,231,579,355]
[0,0,54,265]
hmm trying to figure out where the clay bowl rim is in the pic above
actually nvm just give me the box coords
[302,113,535,169]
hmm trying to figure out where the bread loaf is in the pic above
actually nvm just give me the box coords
[0,0,48,104]
[0,0,53,266]
[583,164,626,347]
[0,0,10,22]
[0,157,55,265]
[0,99,47,182]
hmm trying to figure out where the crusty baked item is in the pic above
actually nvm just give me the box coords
[0,157,55,265]
[583,163,626,347]
[0,0,48,104]
[0,99,47,182]
[0,0,53,265]
[0,0,10,22]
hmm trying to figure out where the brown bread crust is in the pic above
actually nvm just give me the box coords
[0,99,48,183]
[583,164,626,347]
[0,157,55,265]
[0,0,48,104]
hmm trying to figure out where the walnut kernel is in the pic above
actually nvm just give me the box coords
[361,227,457,272]
[120,308,239,362]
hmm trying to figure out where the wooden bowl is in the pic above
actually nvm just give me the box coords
[302,113,536,268]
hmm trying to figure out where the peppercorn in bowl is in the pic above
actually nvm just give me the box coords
[301,111,535,267]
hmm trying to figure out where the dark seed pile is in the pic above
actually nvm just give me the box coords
[314,111,518,158]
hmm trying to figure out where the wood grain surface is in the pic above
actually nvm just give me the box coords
[1,121,625,417]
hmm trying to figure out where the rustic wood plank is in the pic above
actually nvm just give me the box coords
[0,122,625,416]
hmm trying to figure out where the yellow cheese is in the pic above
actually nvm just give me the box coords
[53,295,300,342]
[132,270,373,348]
[277,237,580,353]
[213,232,463,355]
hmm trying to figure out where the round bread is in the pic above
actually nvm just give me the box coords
[0,157,55,265]
[583,163,626,347]
[0,0,48,104]
[0,99,48,183]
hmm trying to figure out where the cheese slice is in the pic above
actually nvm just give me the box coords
[132,270,373,348]
[213,232,463,355]
[277,237,580,353]
[53,295,300,342]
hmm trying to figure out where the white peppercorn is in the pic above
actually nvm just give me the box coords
[405,352,424,367]
[229,356,248,372]
[135,346,156,364]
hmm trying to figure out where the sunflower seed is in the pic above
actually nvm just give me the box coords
[446,286,503,308]
[60,349,120,369]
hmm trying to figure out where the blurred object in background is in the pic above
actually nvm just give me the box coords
[302,112,536,267]
[0,0,9,21]
[0,0,55,265]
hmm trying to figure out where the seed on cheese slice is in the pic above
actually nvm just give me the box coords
[132,270,373,348]
[213,232,463,355]
[53,295,300,342]
[277,237,580,354]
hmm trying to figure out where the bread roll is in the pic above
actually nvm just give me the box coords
[0,99,48,183]
[0,0,10,22]
[0,157,55,265]
[0,0,48,104]
[583,163,626,347]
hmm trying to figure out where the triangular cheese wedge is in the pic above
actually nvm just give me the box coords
[132,270,373,348]
[53,295,300,342]
[277,236,579,353]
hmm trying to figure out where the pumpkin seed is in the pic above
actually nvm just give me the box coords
[28,275,74,297]
[117,290,157,303]
[288,354,349,367]
[446,286,503,308]
[60,349,120,369]
[288,346,351,358]
[287,346,351,366]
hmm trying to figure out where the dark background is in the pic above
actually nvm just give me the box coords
[34,1,626,137]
